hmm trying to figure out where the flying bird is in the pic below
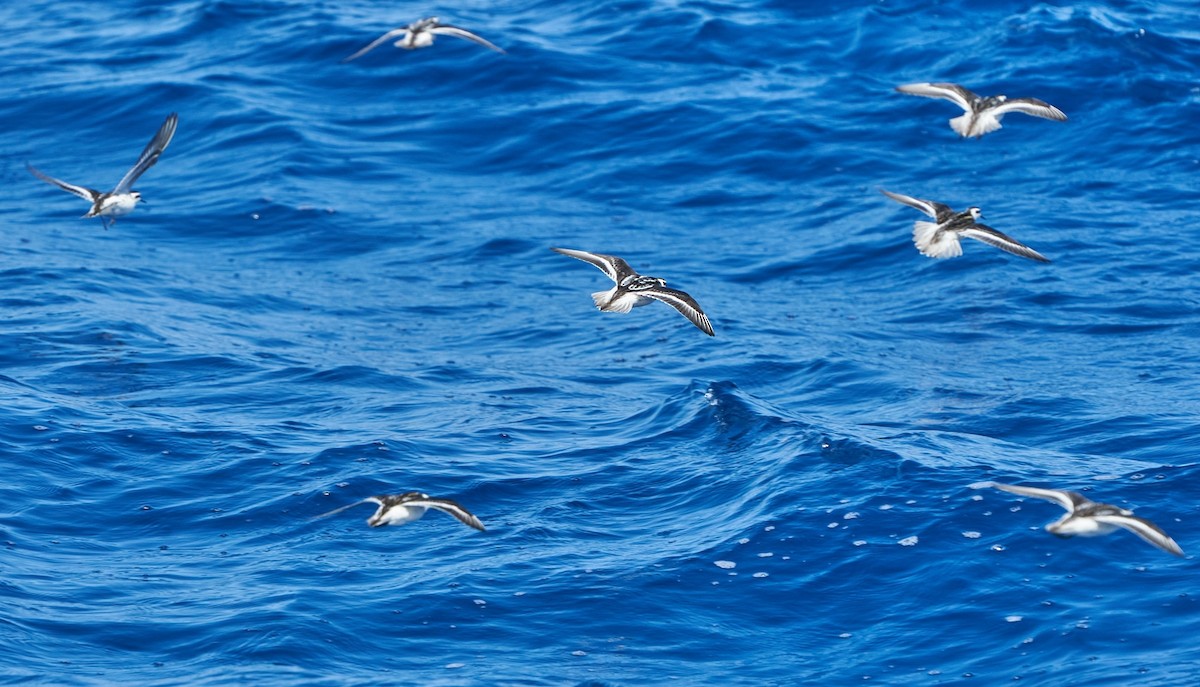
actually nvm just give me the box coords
[895,82,1066,138]
[880,189,1050,262]
[979,481,1183,556]
[27,112,178,229]
[314,492,486,531]
[551,247,715,336]
[343,17,505,62]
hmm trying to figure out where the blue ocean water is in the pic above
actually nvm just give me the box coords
[3,0,1200,684]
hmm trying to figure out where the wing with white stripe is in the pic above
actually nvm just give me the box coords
[431,25,506,54]
[880,189,952,221]
[114,112,177,193]
[1093,513,1184,556]
[26,163,100,202]
[895,82,978,112]
[988,483,1084,511]
[961,225,1050,263]
[552,247,634,283]
[991,97,1067,122]
[414,497,486,531]
[342,27,409,62]
[644,286,715,336]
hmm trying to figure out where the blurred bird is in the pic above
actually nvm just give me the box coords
[896,82,1066,138]
[343,17,505,62]
[978,481,1183,556]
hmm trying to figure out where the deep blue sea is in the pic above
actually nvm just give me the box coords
[3,0,1200,684]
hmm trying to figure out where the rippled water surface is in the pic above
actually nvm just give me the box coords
[3,0,1200,684]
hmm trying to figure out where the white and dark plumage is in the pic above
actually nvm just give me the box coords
[26,112,178,229]
[551,247,715,336]
[895,82,1067,138]
[314,492,486,531]
[343,16,506,62]
[979,481,1183,557]
[880,189,1050,263]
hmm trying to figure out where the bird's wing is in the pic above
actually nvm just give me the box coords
[551,247,634,283]
[1093,513,1184,557]
[311,497,380,520]
[989,482,1086,512]
[991,98,1067,121]
[880,189,951,221]
[430,25,506,53]
[342,27,409,62]
[960,225,1050,263]
[643,286,715,336]
[26,163,101,202]
[411,497,486,531]
[114,112,178,193]
[895,82,978,112]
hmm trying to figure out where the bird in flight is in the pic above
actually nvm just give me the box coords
[343,17,505,62]
[880,189,1050,262]
[895,82,1066,138]
[978,481,1183,556]
[313,492,486,531]
[27,112,178,229]
[552,247,716,336]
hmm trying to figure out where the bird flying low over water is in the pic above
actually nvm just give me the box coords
[343,17,506,62]
[26,112,178,229]
[895,82,1066,138]
[551,247,715,336]
[976,481,1184,557]
[880,189,1050,263]
[314,492,486,531]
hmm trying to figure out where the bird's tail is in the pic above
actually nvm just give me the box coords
[950,113,1001,138]
[592,288,633,313]
[913,221,962,259]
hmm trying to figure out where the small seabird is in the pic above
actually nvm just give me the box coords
[551,247,715,336]
[314,492,486,531]
[895,82,1067,138]
[26,112,178,230]
[343,17,505,62]
[979,481,1183,556]
[880,189,1050,262]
